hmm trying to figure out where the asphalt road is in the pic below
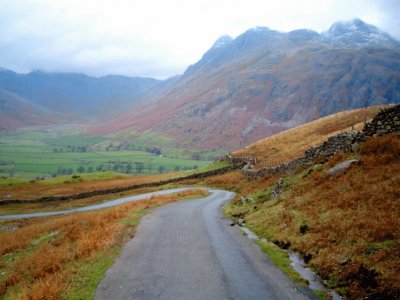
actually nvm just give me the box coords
[95,189,313,300]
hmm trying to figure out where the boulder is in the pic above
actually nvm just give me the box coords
[327,159,359,176]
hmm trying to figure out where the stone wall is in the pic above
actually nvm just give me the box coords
[0,161,246,205]
[223,154,257,165]
[354,104,400,142]
[242,104,400,178]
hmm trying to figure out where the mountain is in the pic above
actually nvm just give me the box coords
[0,69,163,121]
[0,89,60,131]
[321,18,400,48]
[90,19,400,151]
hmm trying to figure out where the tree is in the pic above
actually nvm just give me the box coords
[126,163,133,174]
[77,166,85,173]
[191,153,201,161]
[56,166,63,174]
[158,165,165,174]
[87,166,94,173]
[174,166,181,171]
[135,162,144,174]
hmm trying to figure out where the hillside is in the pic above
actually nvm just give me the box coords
[90,19,400,151]
[0,68,164,123]
[202,105,400,299]
[0,89,60,131]
[234,105,383,168]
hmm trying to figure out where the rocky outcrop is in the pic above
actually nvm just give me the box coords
[270,178,285,199]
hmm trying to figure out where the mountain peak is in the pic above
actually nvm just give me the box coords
[212,35,233,49]
[248,26,270,33]
[322,18,399,48]
[327,18,379,35]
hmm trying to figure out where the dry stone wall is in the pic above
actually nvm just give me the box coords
[241,104,400,178]
[354,104,400,142]
[0,161,246,205]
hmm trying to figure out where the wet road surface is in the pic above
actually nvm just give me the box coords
[95,189,313,300]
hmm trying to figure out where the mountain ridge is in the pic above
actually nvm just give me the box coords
[90,19,400,150]
[0,69,164,123]
[2,19,400,150]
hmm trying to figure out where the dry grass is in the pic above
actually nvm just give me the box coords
[0,189,207,299]
[234,106,383,169]
[0,185,178,215]
[203,169,282,199]
[226,135,400,299]
[0,171,181,201]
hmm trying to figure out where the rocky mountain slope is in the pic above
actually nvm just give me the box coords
[0,68,163,123]
[91,19,400,151]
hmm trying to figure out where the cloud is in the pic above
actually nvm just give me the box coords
[0,0,398,78]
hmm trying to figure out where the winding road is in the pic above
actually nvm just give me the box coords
[1,187,314,299]
[95,189,313,300]
[0,187,195,220]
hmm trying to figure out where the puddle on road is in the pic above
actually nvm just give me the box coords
[237,224,343,299]
[289,251,342,300]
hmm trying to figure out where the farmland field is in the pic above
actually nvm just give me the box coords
[0,127,214,178]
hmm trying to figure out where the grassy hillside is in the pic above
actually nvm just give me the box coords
[221,135,399,299]
[200,106,400,299]
[234,106,382,168]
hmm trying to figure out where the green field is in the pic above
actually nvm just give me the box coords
[0,128,217,178]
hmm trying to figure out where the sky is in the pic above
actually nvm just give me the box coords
[0,0,399,79]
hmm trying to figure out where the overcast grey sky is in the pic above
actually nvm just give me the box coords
[0,0,399,79]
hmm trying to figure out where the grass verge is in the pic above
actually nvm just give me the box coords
[222,134,400,299]
[255,239,306,285]
[0,189,208,300]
